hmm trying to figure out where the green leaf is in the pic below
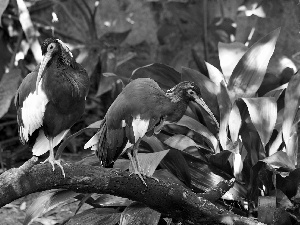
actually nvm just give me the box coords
[0,69,21,118]
[94,194,133,207]
[0,0,9,27]
[120,202,160,225]
[218,42,248,83]
[261,151,296,171]
[268,130,283,156]
[242,97,277,147]
[66,208,120,225]
[164,134,207,151]
[227,28,281,100]
[282,71,300,160]
[131,63,181,89]
[217,81,232,150]
[176,115,218,151]
[228,103,242,142]
[133,150,169,176]
[264,83,287,100]
[205,61,225,86]
[24,190,77,225]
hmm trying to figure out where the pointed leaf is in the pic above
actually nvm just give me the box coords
[242,97,277,147]
[262,151,295,171]
[131,63,181,89]
[218,42,248,82]
[264,83,287,100]
[227,28,281,100]
[0,68,21,118]
[228,103,242,142]
[24,190,77,225]
[268,130,283,156]
[176,115,218,151]
[205,62,225,86]
[120,202,160,225]
[132,150,169,176]
[94,194,133,207]
[66,208,120,225]
[217,81,232,150]
[283,71,300,159]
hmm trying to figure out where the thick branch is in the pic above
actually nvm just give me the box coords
[0,158,263,225]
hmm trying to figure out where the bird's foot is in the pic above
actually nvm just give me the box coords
[129,170,147,186]
[42,157,66,178]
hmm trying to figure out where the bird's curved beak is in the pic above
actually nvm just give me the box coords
[194,96,219,128]
[36,51,53,94]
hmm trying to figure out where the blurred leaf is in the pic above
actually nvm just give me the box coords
[77,154,101,166]
[94,194,133,207]
[24,190,77,225]
[227,28,281,100]
[261,151,296,171]
[164,134,205,151]
[270,189,294,209]
[176,115,218,151]
[218,42,248,83]
[131,63,181,89]
[0,0,9,27]
[242,97,277,147]
[228,103,242,142]
[66,208,120,225]
[120,202,160,225]
[133,150,169,176]
[282,71,300,160]
[181,67,220,122]
[286,126,298,165]
[205,61,225,86]
[99,30,131,47]
[233,153,243,180]
[96,75,117,97]
[0,68,21,118]
[114,159,131,171]
[217,81,232,150]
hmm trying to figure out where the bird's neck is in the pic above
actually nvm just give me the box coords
[166,92,182,103]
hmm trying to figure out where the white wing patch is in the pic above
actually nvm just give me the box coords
[20,80,48,142]
[132,115,149,143]
[32,129,69,156]
[84,131,100,150]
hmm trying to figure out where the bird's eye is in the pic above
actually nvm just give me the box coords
[187,89,196,96]
[48,43,55,51]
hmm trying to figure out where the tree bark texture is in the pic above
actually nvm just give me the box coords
[0,157,264,225]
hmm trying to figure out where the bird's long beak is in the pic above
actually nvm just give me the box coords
[36,51,52,94]
[194,96,219,128]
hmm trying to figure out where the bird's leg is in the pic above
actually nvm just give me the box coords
[127,144,147,186]
[42,138,66,177]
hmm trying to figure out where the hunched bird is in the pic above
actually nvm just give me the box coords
[85,78,218,184]
[15,38,90,177]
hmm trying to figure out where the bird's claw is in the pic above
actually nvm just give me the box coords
[42,158,66,178]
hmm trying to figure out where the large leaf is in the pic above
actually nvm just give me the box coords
[242,97,277,147]
[131,63,181,89]
[24,190,78,225]
[66,208,120,225]
[264,83,287,100]
[176,115,218,151]
[120,202,160,225]
[227,28,281,100]
[217,81,232,150]
[205,62,225,86]
[0,68,21,118]
[261,151,296,171]
[181,67,220,122]
[133,150,169,176]
[164,134,209,152]
[282,71,300,160]
[218,42,248,83]
[228,103,242,142]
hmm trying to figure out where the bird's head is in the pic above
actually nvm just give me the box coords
[36,38,73,93]
[167,81,218,127]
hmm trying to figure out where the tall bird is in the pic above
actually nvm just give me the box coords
[15,38,90,177]
[85,78,218,184]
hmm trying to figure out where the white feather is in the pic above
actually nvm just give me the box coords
[32,129,69,156]
[20,80,48,142]
[132,115,149,142]
[84,131,100,150]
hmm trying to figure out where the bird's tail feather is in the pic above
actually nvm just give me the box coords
[32,130,69,156]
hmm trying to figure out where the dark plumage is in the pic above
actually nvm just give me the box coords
[15,38,89,176]
[85,78,217,184]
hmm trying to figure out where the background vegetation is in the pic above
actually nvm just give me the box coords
[1,0,300,224]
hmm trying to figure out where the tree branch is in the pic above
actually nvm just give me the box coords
[0,158,263,225]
